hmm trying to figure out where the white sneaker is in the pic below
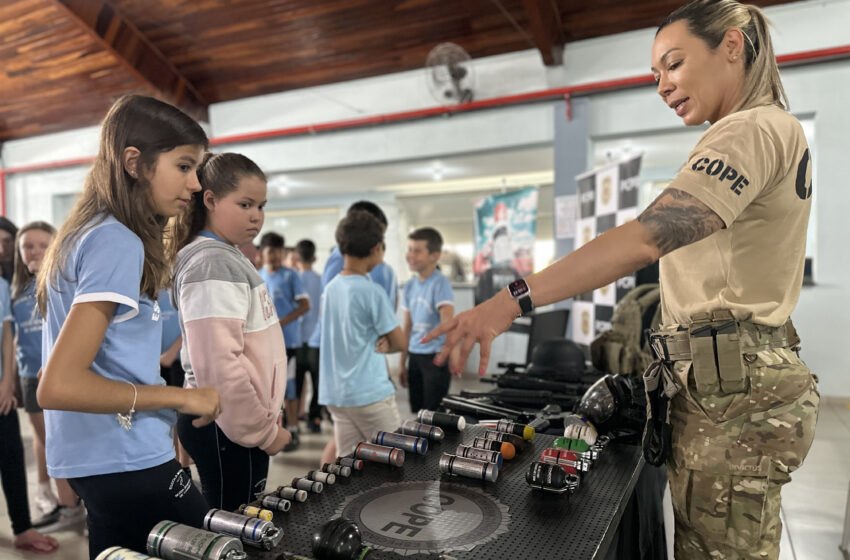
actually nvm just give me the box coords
[34,485,58,516]
[38,504,87,534]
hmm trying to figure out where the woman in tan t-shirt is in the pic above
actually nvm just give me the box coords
[425,2,818,559]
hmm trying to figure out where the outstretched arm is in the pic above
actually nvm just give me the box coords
[424,188,723,374]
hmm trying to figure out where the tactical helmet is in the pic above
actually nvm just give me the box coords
[526,338,586,382]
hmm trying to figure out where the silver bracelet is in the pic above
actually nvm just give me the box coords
[116,382,137,431]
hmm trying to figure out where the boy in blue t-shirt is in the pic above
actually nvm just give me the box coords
[400,227,457,412]
[258,232,310,450]
[294,239,323,433]
[319,211,406,457]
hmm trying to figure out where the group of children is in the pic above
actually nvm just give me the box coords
[0,94,461,558]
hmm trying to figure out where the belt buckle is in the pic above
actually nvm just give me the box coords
[649,333,670,362]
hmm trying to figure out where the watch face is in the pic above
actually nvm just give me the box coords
[508,279,528,298]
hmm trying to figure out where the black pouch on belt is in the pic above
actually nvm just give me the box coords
[641,361,672,466]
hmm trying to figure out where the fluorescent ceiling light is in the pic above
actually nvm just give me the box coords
[374,170,553,197]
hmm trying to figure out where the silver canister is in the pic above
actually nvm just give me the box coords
[292,477,324,494]
[203,509,283,551]
[308,470,336,485]
[417,410,466,431]
[372,431,428,455]
[96,547,164,560]
[147,521,247,560]
[483,430,524,449]
[260,495,292,512]
[439,453,499,482]
[470,437,503,452]
[337,457,365,471]
[277,485,308,502]
[455,444,503,467]
[399,420,445,441]
[354,442,405,467]
[322,463,352,478]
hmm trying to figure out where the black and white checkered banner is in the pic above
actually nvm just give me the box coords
[571,154,642,348]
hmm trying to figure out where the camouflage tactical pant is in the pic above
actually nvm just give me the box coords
[665,328,819,559]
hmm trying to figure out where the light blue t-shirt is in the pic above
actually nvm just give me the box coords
[158,289,181,355]
[319,274,398,407]
[259,266,307,349]
[299,269,321,348]
[11,279,41,379]
[402,269,454,354]
[309,246,397,347]
[0,278,11,382]
[42,215,174,479]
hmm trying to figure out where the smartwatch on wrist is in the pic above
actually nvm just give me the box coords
[507,279,533,316]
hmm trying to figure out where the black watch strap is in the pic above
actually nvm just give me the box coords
[508,279,533,316]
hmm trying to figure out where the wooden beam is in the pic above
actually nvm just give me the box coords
[522,0,566,66]
[52,0,208,121]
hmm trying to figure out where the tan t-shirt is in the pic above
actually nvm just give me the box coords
[659,104,812,327]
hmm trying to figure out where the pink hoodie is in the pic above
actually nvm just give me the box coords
[172,237,286,451]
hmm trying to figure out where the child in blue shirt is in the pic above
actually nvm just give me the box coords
[400,227,458,412]
[295,239,323,433]
[0,274,60,553]
[11,221,87,533]
[259,232,310,450]
[36,95,220,558]
[319,211,407,457]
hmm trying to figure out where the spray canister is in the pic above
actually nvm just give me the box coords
[417,410,466,431]
[372,431,428,455]
[322,463,352,478]
[96,548,164,560]
[203,509,283,550]
[354,442,405,467]
[236,504,273,521]
[147,521,247,560]
[277,485,308,502]
[399,420,445,441]
[439,454,499,482]
[259,495,291,513]
[455,444,503,468]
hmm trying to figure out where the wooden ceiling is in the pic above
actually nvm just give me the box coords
[0,0,798,143]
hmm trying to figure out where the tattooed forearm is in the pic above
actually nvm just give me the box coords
[637,188,725,256]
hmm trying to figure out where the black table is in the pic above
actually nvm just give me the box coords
[245,425,645,559]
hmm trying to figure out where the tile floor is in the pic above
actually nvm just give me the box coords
[1,375,847,559]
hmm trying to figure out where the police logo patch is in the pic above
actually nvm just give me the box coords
[334,481,510,556]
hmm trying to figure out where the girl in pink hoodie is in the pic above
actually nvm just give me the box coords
[170,152,291,511]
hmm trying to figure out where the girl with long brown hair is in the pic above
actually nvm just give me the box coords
[36,95,221,557]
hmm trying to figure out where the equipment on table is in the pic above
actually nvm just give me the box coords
[312,518,371,560]
[147,521,247,560]
[576,373,646,436]
[203,509,283,550]
[237,504,274,520]
[439,453,499,482]
[97,548,164,560]
[417,410,466,431]
[562,414,598,445]
[277,485,309,502]
[525,462,580,495]
[354,443,405,467]
[526,339,587,382]
[399,420,445,441]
